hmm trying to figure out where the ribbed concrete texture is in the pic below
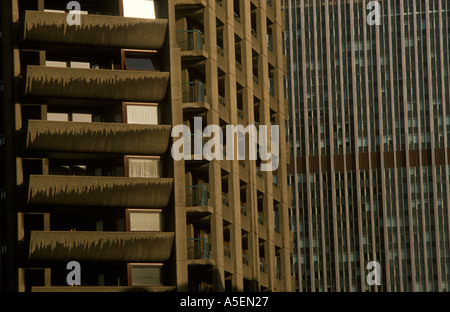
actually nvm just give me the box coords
[27,120,171,155]
[28,231,175,262]
[27,175,173,208]
[23,10,168,49]
[25,66,169,102]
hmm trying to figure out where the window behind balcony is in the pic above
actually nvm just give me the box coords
[126,157,162,178]
[122,0,155,19]
[126,209,163,231]
[128,264,162,286]
[125,103,159,125]
[47,112,92,122]
[123,51,159,71]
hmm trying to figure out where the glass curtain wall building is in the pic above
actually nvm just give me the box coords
[284,0,450,292]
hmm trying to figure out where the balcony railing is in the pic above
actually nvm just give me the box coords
[272,174,278,186]
[188,237,210,259]
[217,45,224,56]
[182,81,205,103]
[276,256,281,279]
[224,246,231,257]
[240,204,247,216]
[222,195,229,207]
[218,144,227,158]
[218,95,225,106]
[269,78,275,97]
[274,211,280,233]
[267,33,273,51]
[235,59,242,71]
[258,212,264,225]
[0,187,6,201]
[237,108,243,119]
[260,260,266,272]
[177,30,204,51]
[234,11,240,22]
[186,185,208,207]
[256,166,262,178]
[190,133,208,157]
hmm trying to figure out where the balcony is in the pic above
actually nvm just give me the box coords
[25,65,169,102]
[27,175,173,208]
[26,120,171,155]
[186,185,208,207]
[218,95,225,107]
[28,231,174,262]
[240,203,247,216]
[187,237,210,259]
[182,81,209,112]
[23,10,167,50]
[182,81,205,103]
[177,30,207,60]
[267,33,273,52]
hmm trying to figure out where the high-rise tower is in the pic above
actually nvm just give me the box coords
[0,0,291,292]
[285,0,450,292]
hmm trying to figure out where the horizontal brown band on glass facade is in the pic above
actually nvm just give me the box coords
[288,148,449,174]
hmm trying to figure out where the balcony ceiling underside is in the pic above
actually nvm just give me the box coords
[27,175,173,208]
[25,66,169,102]
[28,231,175,262]
[23,10,168,50]
[26,120,171,155]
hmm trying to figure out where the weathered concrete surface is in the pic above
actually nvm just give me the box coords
[27,120,171,155]
[28,175,173,208]
[23,10,168,50]
[29,231,175,262]
[25,66,169,102]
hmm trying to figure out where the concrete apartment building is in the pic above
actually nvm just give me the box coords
[285,0,450,292]
[0,0,292,292]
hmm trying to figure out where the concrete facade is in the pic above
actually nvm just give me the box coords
[0,0,292,292]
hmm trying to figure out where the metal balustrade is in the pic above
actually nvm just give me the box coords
[186,184,208,207]
[176,29,204,51]
[182,81,205,103]
[187,237,210,259]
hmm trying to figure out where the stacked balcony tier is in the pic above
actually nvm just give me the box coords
[28,231,174,262]
[27,175,173,208]
[23,10,168,50]
[26,120,171,155]
[25,66,169,102]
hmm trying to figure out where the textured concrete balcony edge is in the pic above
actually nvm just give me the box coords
[175,0,207,7]
[23,10,168,50]
[26,120,171,155]
[32,286,176,292]
[29,231,174,262]
[28,175,173,208]
[25,66,169,102]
